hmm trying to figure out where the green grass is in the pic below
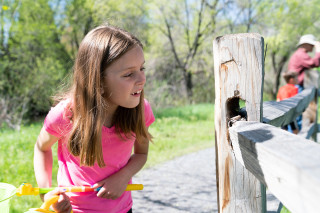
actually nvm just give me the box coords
[147,103,214,167]
[280,205,291,213]
[0,122,60,212]
[0,103,214,212]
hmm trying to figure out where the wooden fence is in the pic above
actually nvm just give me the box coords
[213,33,320,213]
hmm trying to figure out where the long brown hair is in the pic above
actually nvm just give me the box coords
[62,24,152,167]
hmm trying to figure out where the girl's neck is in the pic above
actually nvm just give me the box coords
[104,104,118,128]
[104,115,113,128]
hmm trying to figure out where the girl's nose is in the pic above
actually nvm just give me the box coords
[137,72,146,86]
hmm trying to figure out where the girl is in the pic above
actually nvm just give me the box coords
[34,24,155,213]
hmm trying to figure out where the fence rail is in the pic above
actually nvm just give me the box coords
[263,87,316,127]
[214,33,320,213]
[229,121,320,213]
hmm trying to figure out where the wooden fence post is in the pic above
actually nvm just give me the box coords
[213,33,265,212]
[302,69,319,142]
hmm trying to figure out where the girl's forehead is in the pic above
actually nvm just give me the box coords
[107,46,144,73]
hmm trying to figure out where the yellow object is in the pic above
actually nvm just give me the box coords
[2,6,9,10]
[126,184,143,191]
[18,182,142,212]
[16,183,39,196]
[28,195,73,213]
[17,183,144,196]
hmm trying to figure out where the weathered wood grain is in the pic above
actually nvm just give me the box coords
[262,88,316,127]
[302,70,319,141]
[213,33,264,213]
[299,122,317,140]
[229,121,320,213]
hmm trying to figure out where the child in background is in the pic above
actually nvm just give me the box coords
[34,24,155,213]
[277,71,299,134]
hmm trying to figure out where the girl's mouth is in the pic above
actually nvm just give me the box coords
[131,89,142,96]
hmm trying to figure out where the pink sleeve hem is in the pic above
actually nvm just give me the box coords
[144,99,155,127]
[44,118,61,138]
[146,116,155,127]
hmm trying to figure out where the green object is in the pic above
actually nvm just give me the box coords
[39,188,55,194]
[280,206,291,213]
[0,183,17,213]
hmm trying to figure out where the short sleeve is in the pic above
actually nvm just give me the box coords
[44,99,73,138]
[144,99,155,127]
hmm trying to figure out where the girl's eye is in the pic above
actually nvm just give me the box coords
[124,73,133,77]
[123,67,145,77]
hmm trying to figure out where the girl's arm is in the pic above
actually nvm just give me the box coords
[34,127,72,212]
[94,135,149,199]
[34,127,59,200]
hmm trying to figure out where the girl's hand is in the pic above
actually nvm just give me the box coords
[92,137,149,200]
[44,188,72,213]
[93,173,130,200]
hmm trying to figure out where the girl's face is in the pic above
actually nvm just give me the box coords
[104,45,146,112]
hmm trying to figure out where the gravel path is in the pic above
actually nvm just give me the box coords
[132,147,280,213]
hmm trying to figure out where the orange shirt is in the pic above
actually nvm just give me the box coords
[277,84,298,101]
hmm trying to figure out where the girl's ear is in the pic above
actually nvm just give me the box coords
[101,87,105,95]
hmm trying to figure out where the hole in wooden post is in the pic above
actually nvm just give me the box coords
[226,95,247,128]
[226,94,247,149]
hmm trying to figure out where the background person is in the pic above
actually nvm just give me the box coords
[277,71,300,134]
[288,34,320,89]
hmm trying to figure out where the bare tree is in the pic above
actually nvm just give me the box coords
[0,96,28,130]
[157,0,220,101]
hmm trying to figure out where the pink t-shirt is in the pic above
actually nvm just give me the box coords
[43,99,155,213]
